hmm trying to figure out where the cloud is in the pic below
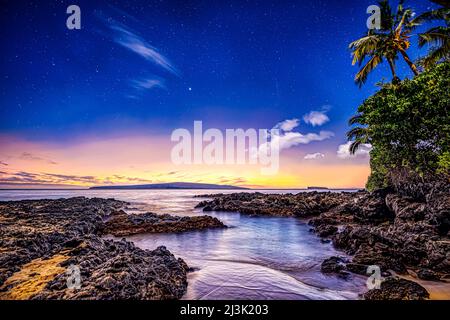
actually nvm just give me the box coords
[111,174,153,183]
[217,176,247,185]
[15,171,39,178]
[131,78,166,91]
[95,10,180,98]
[19,152,58,165]
[42,173,97,183]
[274,119,300,132]
[303,110,330,127]
[337,141,372,159]
[109,22,179,76]
[0,161,7,166]
[256,119,334,156]
[304,152,325,160]
[0,170,153,186]
[275,131,334,150]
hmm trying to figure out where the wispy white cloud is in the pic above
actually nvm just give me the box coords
[110,24,179,76]
[131,78,166,91]
[274,118,300,132]
[304,152,325,160]
[337,141,372,159]
[96,10,180,98]
[303,110,330,127]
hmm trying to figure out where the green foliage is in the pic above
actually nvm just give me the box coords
[366,146,390,191]
[350,62,450,190]
[437,151,450,175]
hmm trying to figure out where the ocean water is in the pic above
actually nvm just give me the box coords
[0,189,367,300]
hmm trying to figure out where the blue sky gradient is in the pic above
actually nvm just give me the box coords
[0,0,442,188]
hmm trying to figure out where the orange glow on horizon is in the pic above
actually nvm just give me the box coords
[0,134,370,189]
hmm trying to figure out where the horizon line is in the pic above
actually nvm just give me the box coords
[0,187,363,191]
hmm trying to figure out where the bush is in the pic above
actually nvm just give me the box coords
[354,62,450,192]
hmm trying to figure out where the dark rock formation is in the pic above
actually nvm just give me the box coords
[196,186,450,299]
[0,197,125,287]
[0,197,224,299]
[103,210,226,237]
[315,225,338,238]
[417,269,441,281]
[364,278,430,300]
[32,237,188,300]
[320,256,350,279]
[310,187,450,281]
[195,191,360,217]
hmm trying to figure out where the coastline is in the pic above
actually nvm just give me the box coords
[195,186,450,300]
[0,197,222,299]
[0,186,448,300]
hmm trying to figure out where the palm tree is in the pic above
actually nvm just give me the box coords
[349,0,419,87]
[413,6,450,69]
[347,114,371,155]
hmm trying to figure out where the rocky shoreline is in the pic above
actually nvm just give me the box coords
[0,197,224,300]
[1,186,448,300]
[195,184,450,300]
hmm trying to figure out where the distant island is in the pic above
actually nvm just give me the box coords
[89,182,249,190]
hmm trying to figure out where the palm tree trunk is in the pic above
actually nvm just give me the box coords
[387,58,400,83]
[399,49,419,76]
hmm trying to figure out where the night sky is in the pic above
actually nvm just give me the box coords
[0,0,440,188]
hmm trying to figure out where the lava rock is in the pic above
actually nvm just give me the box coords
[321,256,350,279]
[417,269,441,281]
[103,210,226,237]
[0,197,193,299]
[364,278,429,300]
[315,225,338,238]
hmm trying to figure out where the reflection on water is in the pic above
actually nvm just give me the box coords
[0,189,366,300]
[127,211,366,300]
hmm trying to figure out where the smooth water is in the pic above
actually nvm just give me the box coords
[0,189,366,300]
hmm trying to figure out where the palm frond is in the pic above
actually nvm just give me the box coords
[348,114,364,126]
[347,127,368,140]
[355,55,382,87]
[419,41,450,68]
[349,35,382,65]
[418,26,450,47]
[412,8,449,25]
[349,140,363,155]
